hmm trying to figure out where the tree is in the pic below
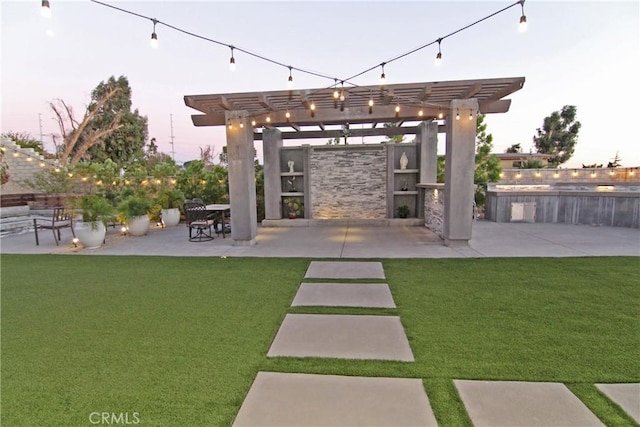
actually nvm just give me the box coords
[533,105,581,166]
[85,76,148,166]
[50,81,123,167]
[505,143,522,153]
[474,114,501,207]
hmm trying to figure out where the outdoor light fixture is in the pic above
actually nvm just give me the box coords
[438,110,444,119]
[519,0,527,32]
[380,63,386,84]
[229,46,236,71]
[227,119,233,130]
[285,110,291,120]
[41,0,51,18]
[468,109,473,120]
[287,66,294,88]
[456,109,460,120]
[150,19,159,48]
[435,39,443,66]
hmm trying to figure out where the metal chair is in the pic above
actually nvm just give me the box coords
[33,207,76,246]
[183,201,214,242]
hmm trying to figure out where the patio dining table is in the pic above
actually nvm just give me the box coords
[205,204,231,238]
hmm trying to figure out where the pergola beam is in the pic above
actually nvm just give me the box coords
[253,124,445,140]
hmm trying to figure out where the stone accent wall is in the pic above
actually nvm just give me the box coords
[424,187,445,237]
[310,146,387,219]
[1,138,59,194]
[497,167,639,185]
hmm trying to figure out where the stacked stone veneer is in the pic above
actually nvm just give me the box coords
[1,138,59,195]
[421,185,444,237]
[310,146,387,219]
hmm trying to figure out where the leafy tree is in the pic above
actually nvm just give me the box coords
[533,105,581,166]
[505,143,522,153]
[176,160,228,203]
[50,80,123,167]
[474,114,501,207]
[85,76,148,166]
[1,132,45,156]
[436,114,501,207]
[520,159,544,169]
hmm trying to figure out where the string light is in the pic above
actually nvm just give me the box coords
[418,109,424,117]
[456,109,460,120]
[379,63,386,84]
[395,104,400,118]
[74,0,527,116]
[310,102,316,117]
[435,39,443,66]
[251,119,257,126]
[239,122,244,128]
[519,0,527,32]
[285,110,291,120]
[468,109,473,120]
[150,19,159,49]
[368,97,374,114]
[41,0,51,18]
[229,46,236,71]
[265,116,271,123]
[287,66,294,88]
[438,110,444,119]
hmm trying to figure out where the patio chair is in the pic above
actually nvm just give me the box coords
[33,207,76,246]
[183,201,214,242]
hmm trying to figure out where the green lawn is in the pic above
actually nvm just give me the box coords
[1,255,638,426]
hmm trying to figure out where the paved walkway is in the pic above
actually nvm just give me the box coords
[233,260,639,426]
[1,221,639,258]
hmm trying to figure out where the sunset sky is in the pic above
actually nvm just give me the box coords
[2,1,638,167]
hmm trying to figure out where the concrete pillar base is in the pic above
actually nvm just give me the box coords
[233,238,257,247]
[444,238,470,248]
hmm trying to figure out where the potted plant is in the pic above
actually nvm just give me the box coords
[397,204,410,219]
[153,188,185,227]
[117,194,151,236]
[73,194,114,249]
[283,197,304,219]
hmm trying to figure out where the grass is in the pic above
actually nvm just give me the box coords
[1,255,638,426]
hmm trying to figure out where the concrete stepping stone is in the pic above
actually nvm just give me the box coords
[454,380,604,426]
[267,314,414,361]
[291,283,396,308]
[232,372,437,426]
[596,383,640,422]
[304,261,385,279]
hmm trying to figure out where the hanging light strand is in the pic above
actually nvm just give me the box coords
[87,0,526,92]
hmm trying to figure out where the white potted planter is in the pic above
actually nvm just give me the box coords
[75,221,106,249]
[127,215,150,236]
[161,208,180,227]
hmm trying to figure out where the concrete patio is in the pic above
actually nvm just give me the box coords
[1,220,638,258]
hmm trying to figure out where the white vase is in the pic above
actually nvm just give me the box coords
[75,222,106,249]
[161,208,180,227]
[127,215,150,236]
[400,152,409,170]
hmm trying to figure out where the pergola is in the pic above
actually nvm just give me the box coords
[184,76,525,246]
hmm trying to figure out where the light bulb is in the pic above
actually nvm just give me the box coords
[285,111,291,119]
[468,110,473,120]
[251,120,257,127]
[435,39,443,66]
[287,67,294,88]
[395,105,400,113]
[519,15,527,32]
[368,99,374,107]
[380,63,386,84]
[239,122,244,128]
[418,109,424,117]
[150,32,158,49]
[310,102,316,111]
[438,111,443,119]
[41,0,51,18]
[229,47,236,71]
[333,89,339,99]
[456,110,460,120]
[266,116,271,123]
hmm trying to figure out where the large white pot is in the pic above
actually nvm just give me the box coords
[75,222,106,249]
[127,215,150,236]
[161,208,180,227]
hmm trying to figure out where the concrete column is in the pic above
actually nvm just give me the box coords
[443,99,478,246]
[262,128,282,220]
[226,112,257,245]
[423,121,439,183]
